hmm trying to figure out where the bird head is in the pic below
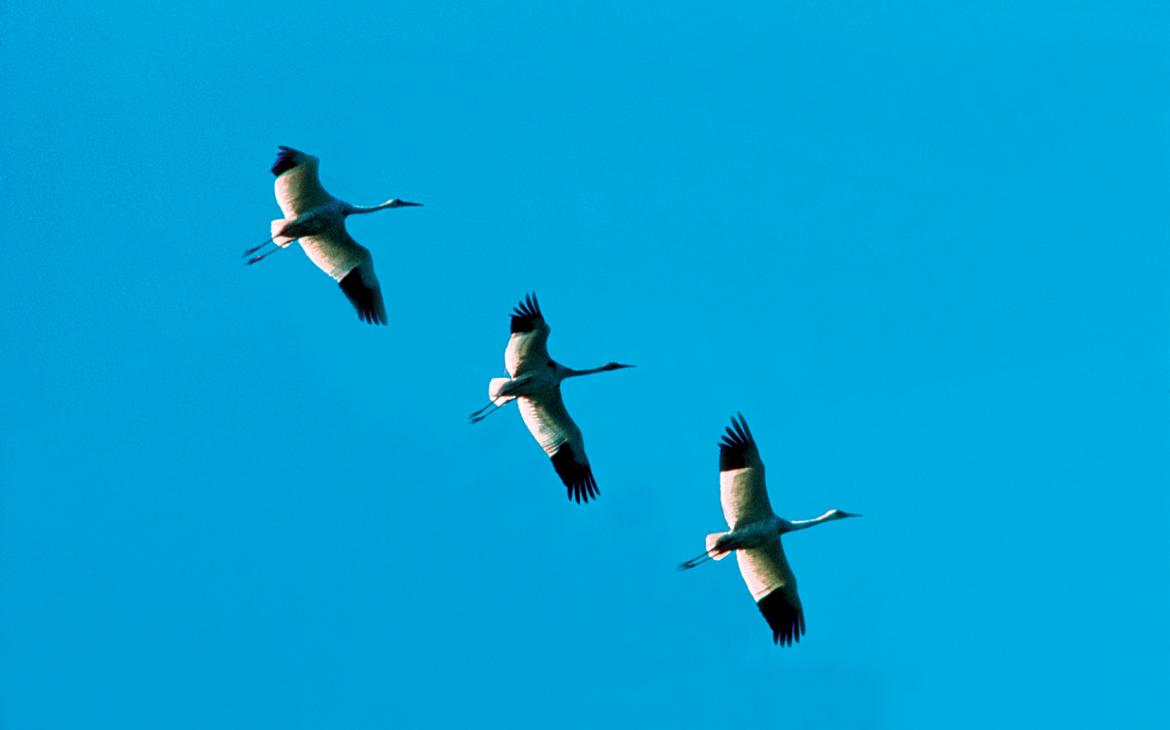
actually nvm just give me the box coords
[828,509,862,520]
[382,198,423,209]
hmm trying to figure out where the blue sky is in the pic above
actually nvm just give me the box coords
[2,1,1168,728]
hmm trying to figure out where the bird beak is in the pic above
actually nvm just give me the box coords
[395,200,423,207]
[839,511,862,518]
[616,363,635,369]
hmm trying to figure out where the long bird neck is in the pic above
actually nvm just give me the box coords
[562,364,615,379]
[784,510,840,533]
[344,202,394,216]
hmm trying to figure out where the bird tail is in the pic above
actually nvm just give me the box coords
[270,219,296,248]
[489,378,517,406]
[706,532,731,560]
[678,532,733,570]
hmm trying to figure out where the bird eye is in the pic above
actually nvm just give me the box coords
[548,360,556,368]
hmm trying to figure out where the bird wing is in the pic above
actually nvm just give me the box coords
[272,146,335,218]
[718,413,772,529]
[505,293,552,377]
[299,227,388,325]
[737,536,805,646]
[518,389,599,503]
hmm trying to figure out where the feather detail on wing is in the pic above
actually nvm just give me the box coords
[738,537,805,646]
[551,443,599,504]
[719,413,772,529]
[299,227,387,325]
[337,264,388,325]
[518,389,599,503]
[505,292,551,376]
[272,146,334,218]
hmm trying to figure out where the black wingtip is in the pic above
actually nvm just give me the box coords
[510,291,546,333]
[564,468,599,504]
[719,412,757,470]
[271,146,301,176]
[551,445,599,505]
[338,268,388,326]
[757,589,805,648]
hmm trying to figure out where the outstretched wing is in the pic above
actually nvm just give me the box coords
[738,537,805,646]
[300,227,387,325]
[518,389,599,503]
[505,293,552,377]
[272,146,334,218]
[718,413,772,529]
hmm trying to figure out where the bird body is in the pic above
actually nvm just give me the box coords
[680,414,859,646]
[244,146,421,325]
[469,293,633,503]
[493,363,586,458]
[272,200,346,243]
[706,515,783,557]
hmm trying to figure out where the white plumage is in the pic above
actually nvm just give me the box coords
[243,146,421,325]
[679,414,860,646]
[469,293,633,504]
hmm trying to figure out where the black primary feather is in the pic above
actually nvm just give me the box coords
[510,292,545,333]
[719,412,757,471]
[271,145,302,176]
[550,444,599,504]
[756,588,805,647]
[338,267,387,325]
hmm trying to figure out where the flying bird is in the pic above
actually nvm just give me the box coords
[469,293,633,504]
[243,146,421,325]
[679,414,860,646]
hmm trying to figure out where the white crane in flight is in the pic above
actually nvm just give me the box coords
[679,414,860,646]
[243,146,421,325]
[469,293,633,504]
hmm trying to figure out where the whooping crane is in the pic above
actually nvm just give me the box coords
[243,146,421,325]
[469,293,633,504]
[679,414,860,646]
